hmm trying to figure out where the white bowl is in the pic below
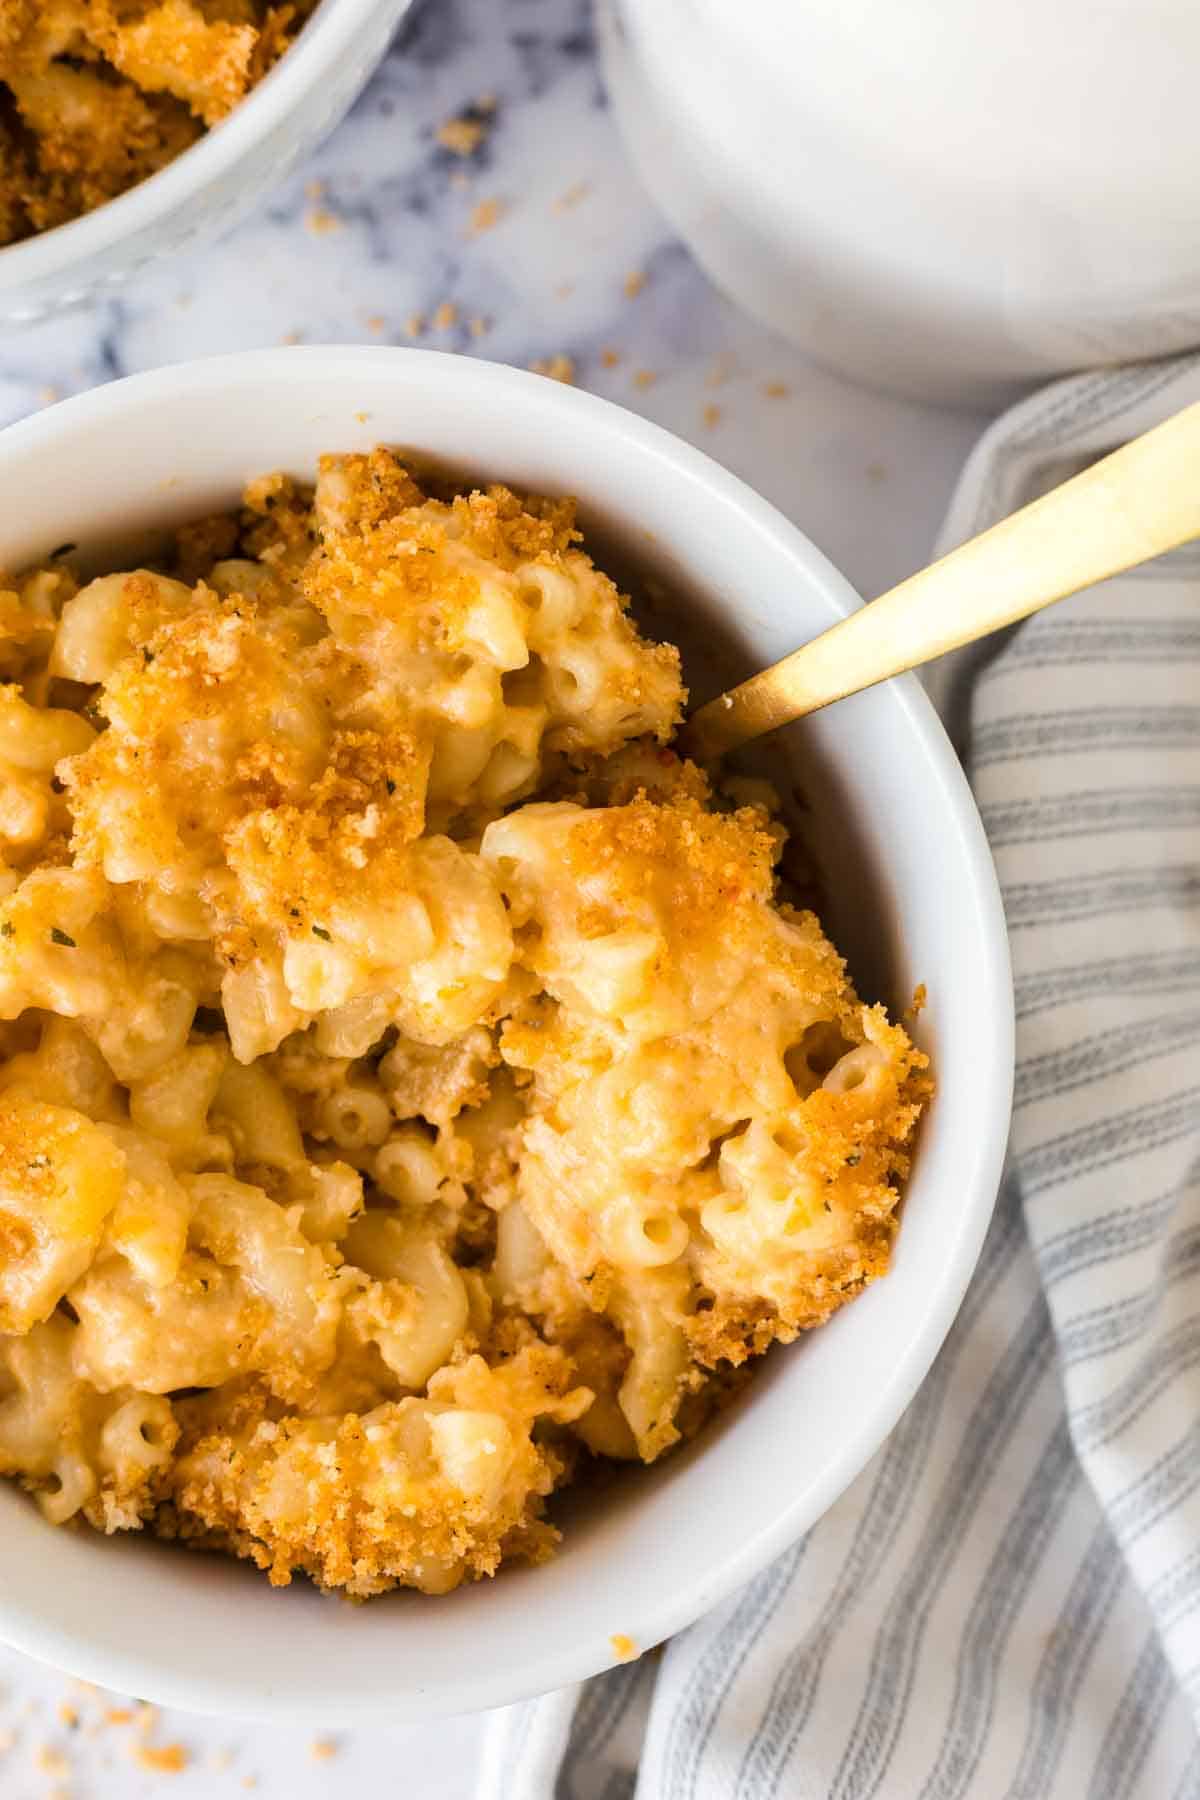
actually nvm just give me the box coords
[0,0,412,325]
[599,0,1200,406]
[0,348,1013,1724]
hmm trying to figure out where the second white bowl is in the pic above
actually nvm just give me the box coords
[0,0,412,325]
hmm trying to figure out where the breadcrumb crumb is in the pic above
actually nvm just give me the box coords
[131,1742,189,1773]
[763,380,790,398]
[310,1738,338,1761]
[468,197,505,235]
[432,301,459,332]
[632,369,657,389]
[610,1633,638,1661]
[436,116,485,156]
[623,270,646,299]
[702,404,722,429]
[552,181,590,212]
[529,355,576,384]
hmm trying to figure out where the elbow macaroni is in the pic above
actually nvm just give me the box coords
[0,449,928,1595]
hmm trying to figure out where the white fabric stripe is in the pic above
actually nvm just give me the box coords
[477,355,1200,1800]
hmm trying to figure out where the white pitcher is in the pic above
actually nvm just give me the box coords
[600,0,1200,404]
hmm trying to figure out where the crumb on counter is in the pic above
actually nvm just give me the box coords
[610,1634,639,1662]
[310,1737,339,1761]
[436,116,486,156]
[632,369,658,389]
[405,312,426,337]
[763,380,791,398]
[468,198,506,236]
[623,270,647,300]
[469,317,491,339]
[432,301,459,332]
[305,207,342,236]
[131,1741,189,1774]
[702,404,722,430]
[366,316,386,336]
[600,348,622,369]
[553,180,591,212]
[529,354,576,383]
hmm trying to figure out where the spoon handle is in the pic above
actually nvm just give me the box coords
[684,398,1200,760]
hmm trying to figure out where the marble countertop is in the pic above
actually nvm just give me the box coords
[0,1,990,1793]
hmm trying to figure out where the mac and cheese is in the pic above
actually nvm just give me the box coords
[0,1,316,246]
[0,450,928,1595]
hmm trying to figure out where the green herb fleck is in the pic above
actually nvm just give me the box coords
[312,925,332,941]
[49,927,76,948]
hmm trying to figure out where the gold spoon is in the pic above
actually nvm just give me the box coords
[683,400,1200,760]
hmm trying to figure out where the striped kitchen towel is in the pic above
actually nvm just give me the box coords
[479,355,1200,1800]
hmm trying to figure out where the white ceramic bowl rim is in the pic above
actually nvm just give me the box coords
[0,350,1014,1723]
[0,0,397,293]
